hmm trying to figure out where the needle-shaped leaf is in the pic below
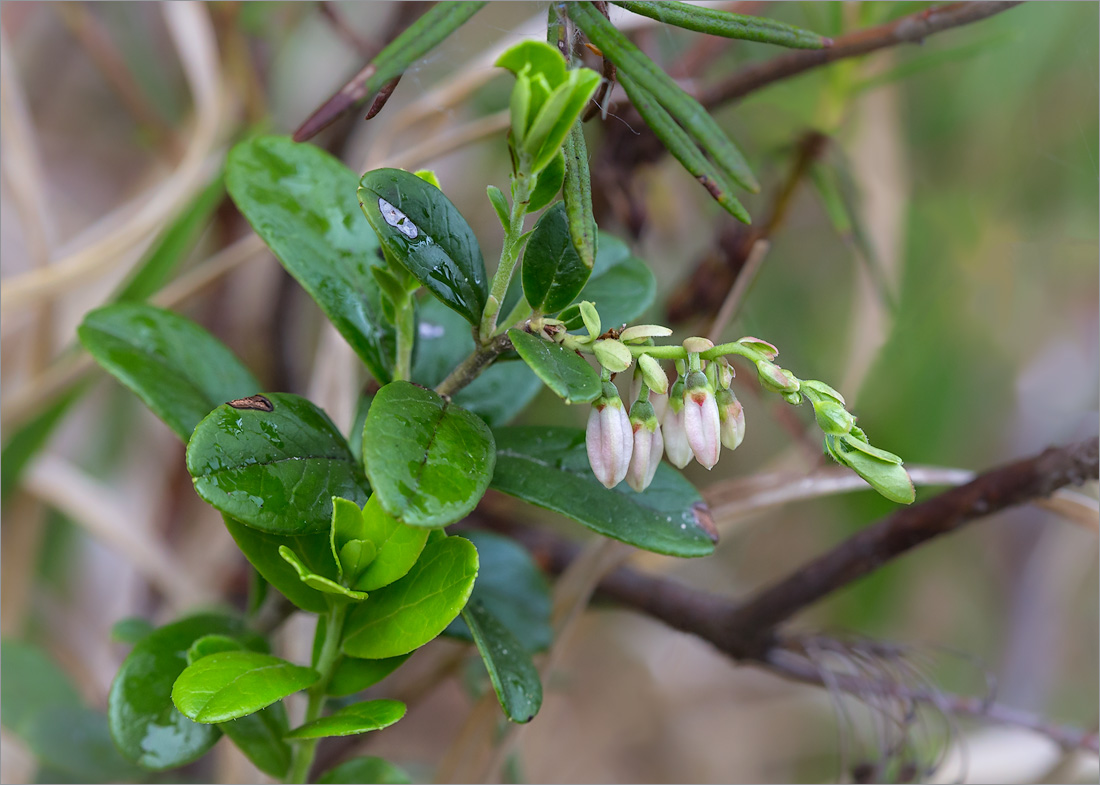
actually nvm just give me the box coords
[461,600,543,723]
[362,382,495,528]
[172,651,319,724]
[78,304,260,441]
[226,136,396,382]
[343,536,479,659]
[561,121,598,270]
[491,427,717,557]
[508,329,601,404]
[523,202,593,314]
[187,393,370,536]
[612,1,829,49]
[285,699,406,739]
[359,168,487,325]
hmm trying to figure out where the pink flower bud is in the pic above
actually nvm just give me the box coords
[716,387,745,451]
[626,401,663,492]
[683,371,721,469]
[586,383,633,489]
[662,380,693,469]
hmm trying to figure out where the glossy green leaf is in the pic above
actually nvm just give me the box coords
[508,329,601,404]
[279,546,370,600]
[220,704,291,778]
[338,496,430,591]
[491,427,716,557]
[359,168,487,325]
[412,297,543,426]
[285,699,406,739]
[224,517,333,613]
[444,531,552,652]
[78,304,260,441]
[108,615,246,770]
[558,233,656,330]
[318,756,412,784]
[611,1,828,48]
[343,536,479,659]
[226,136,395,382]
[523,202,592,314]
[186,635,243,665]
[328,654,411,697]
[187,393,370,535]
[362,382,495,528]
[528,151,566,212]
[461,600,543,723]
[172,651,319,724]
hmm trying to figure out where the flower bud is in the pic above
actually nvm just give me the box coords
[586,382,633,488]
[683,371,721,469]
[662,378,693,469]
[715,387,745,451]
[637,353,669,395]
[757,361,800,394]
[737,336,778,361]
[626,401,663,492]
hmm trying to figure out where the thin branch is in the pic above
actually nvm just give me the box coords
[700,2,1023,108]
[434,332,512,398]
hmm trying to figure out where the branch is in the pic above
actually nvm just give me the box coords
[699,2,1023,108]
[434,332,512,398]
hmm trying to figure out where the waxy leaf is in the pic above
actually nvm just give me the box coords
[285,699,406,739]
[508,329,601,404]
[523,202,592,314]
[558,233,656,330]
[224,517,333,613]
[413,297,543,426]
[172,651,319,724]
[461,600,543,723]
[220,704,291,778]
[318,756,413,784]
[445,530,552,652]
[328,654,411,697]
[359,168,487,325]
[78,304,259,441]
[108,615,246,770]
[491,427,716,557]
[226,136,395,382]
[343,536,479,659]
[187,393,370,536]
[362,382,495,528]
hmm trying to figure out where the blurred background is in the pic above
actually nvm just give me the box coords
[1,2,1096,783]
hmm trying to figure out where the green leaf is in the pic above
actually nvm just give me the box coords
[318,756,412,784]
[444,531,552,652]
[187,635,244,665]
[487,185,510,229]
[496,40,568,88]
[110,617,155,646]
[557,233,656,330]
[172,651,319,724]
[1,381,87,508]
[508,329,601,404]
[328,654,411,697]
[561,121,598,270]
[78,304,260,441]
[362,381,495,528]
[1,640,82,735]
[343,536,479,659]
[527,69,602,174]
[461,600,543,723]
[226,136,395,382]
[523,202,593,314]
[339,496,430,591]
[491,427,716,557]
[528,151,566,213]
[611,1,828,49]
[826,434,915,504]
[285,699,406,739]
[220,704,292,778]
[279,546,370,600]
[108,615,247,769]
[358,168,487,325]
[223,517,333,613]
[412,298,543,426]
[187,393,370,536]
[22,706,147,783]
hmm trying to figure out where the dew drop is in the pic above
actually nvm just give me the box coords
[378,197,418,239]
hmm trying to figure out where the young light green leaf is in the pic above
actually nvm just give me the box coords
[78,304,260,441]
[285,699,406,739]
[526,69,602,175]
[317,756,413,784]
[343,536,479,659]
[220,704,292,778]
[527,150,566,213]
[223,517,333,613]
[558,233,656,330]
[226,136,395,382]
[327,654,411,698]
[278,546,370,600]
[496,40,568,89]
[359,168,487,325]
[172,651,319,724]
[461,600,543,723]
[491,427,717,557]
[187,635,244,665]
[523,202,592,314]
[362,382,495,528]
[487,185,510,229]
[508,329,601,404]
[612,1,829,49]
[187,393,370,536]
[343,495,430,591]
[108,614,249,769]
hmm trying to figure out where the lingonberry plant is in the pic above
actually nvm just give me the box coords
[74,7,917,784]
